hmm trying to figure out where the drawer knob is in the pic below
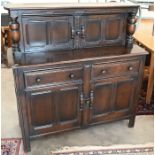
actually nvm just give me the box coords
[128,66,133,71]
[69,73,75,79]
[101,70,107,74]
[36,77,41,83]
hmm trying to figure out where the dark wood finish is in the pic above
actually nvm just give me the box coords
[90,76,138,125]
[5,3,139,65]
[5,3,147,153]
[79,14,126,48]
[126,12,137,48]
[22,16,74,52]
[91,60,139,79]
[24,65,83,87]
[9,17,20,52]
[13,47,146,152]
[26,83,82,136]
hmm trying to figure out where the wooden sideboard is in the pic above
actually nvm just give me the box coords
[5,3,147,152]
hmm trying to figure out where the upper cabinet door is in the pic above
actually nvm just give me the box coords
[22,16,74,52]
[80,14,126,48]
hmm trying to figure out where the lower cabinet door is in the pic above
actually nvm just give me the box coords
[26,84,82,136]
[90,76,138,125]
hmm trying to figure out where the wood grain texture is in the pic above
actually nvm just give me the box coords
[5,4,139,65]
[134,19,154,104]
[4,3,139,10]
[134,19,154,52]
[13,50,146,152]
[8,4,147,153]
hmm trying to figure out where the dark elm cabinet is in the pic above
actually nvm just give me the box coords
[5,3,147,152]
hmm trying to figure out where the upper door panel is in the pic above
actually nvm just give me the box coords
[22,16,74,52]
[80,14,126,48]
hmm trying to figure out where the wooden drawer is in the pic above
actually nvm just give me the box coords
[92,60,140,79]
[24,66,83,87]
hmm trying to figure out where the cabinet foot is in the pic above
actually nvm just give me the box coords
[23,139,31,152]
[128,116,135,128]
[24,144,31,152]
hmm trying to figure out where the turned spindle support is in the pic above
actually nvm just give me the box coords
[9,16,20,53]
[126,13,137,49]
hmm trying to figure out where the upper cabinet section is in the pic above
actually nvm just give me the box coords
[22,13,126,52]
[6,3,139,53]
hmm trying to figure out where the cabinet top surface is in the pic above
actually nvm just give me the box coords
[13,45,147,69]
[4,2,139,10]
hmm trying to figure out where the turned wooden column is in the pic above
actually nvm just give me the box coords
[9,16,20,52]
[126,13,137,48]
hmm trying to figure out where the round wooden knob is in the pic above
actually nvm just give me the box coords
[36,77,41,83]
[76,31,81,36]
[128,66,133,71]
[86,100,90,104]
[101,70,107,74]
[69,73,75,79]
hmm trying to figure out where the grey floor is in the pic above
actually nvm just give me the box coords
[1,68,154,155]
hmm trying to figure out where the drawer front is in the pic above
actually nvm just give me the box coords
[24,66,83,87]
[92,60,140,79]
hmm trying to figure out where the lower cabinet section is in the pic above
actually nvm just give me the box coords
[13,55,145,152]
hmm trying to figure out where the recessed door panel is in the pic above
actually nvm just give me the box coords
[25,20,47,47]
[51,21,71,44]
[81,15,102,47]
[93,83,113,115]
[105,19,121,40]
[48,16,73,49]
[115,78,135,111]
[30,90,54,127]
[57,88,79,123]
[86,20,101,42]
